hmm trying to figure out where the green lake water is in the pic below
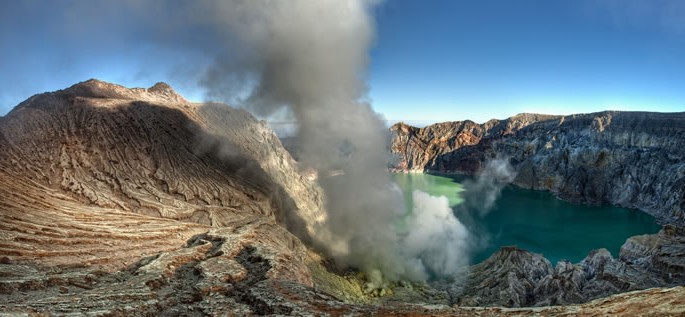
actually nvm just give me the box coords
[392,173,662,265]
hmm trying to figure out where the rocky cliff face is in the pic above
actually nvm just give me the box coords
[450,225,685,307]
[390,111,685,308]
[390,114,559,173]
[2,82,684,315]
[391,111,685,224]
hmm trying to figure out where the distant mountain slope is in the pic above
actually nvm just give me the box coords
[391,111,685,224]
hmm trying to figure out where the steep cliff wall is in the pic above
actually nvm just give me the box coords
[391,111,685,224]
[390,113,560,172]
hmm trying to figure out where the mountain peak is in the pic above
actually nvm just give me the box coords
[61,79,187,104]
[146,82,185,102]
[148,81,173,92]
[5,80,192,116]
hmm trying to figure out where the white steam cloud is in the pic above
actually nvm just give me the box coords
[402,190,471,279]
[463,158,517,215]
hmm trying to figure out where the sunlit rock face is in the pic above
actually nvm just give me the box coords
[391,111,685,224]
[390,113,558,173]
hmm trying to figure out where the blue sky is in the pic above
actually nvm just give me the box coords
[1,0,684,124]
[370,0,685,123]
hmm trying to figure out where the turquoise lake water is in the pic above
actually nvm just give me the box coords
[392,173,662,265]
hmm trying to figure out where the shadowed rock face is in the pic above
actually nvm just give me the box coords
[391,111,685,224]
[2,80,685,315]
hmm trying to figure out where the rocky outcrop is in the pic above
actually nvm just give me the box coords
[391,111,685,224]
[2,219,685,315]
[390,113,559,173]
[0,214,315,315]
[3,230,685,316]
[450,225,685,307]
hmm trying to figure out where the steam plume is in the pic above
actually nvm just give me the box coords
[197,0,475,282]
[463,158,516,215]
[403,190,471,279]
[27,0,475,283]
[197,0,403,280]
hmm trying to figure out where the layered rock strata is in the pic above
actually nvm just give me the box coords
[391,111,685,224]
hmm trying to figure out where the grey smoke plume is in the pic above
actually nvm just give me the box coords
[192,0,475,283]
[17,0,474,283]
[205,0,477,283]
[198,0,408,281]
[463,158,517,215]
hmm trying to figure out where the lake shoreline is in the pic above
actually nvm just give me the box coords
[392,172,662,264]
